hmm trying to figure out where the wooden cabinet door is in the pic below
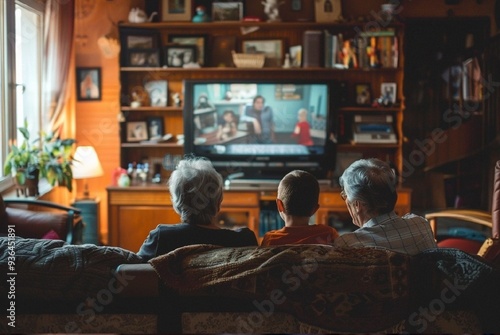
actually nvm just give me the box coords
[115,206,180,252]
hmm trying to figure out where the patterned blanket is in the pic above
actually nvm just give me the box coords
[150,244,412,332]
[0,237,142,301]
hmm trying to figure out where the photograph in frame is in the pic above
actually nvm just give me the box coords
[168,35,207,66]
[314,0,342,23]
[76,67,101,101]
[144,80,168,107]
[355,83,372,106]
[162,0,192,21]
[212,2,243,21]
[119,28,160,66]
[127,49,161,67]
[147,117,164,140]
[289,45,302,67]
[380,82,397,104]
[126,121,148,142]
[242,39,283,67]
[163,45,197,68]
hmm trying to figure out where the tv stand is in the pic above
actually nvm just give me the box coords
[107,185,412,249]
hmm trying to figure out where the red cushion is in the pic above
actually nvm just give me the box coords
[42,229,61,240]
[438,238,483,254]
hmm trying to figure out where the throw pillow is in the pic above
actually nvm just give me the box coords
[42,229,61,240]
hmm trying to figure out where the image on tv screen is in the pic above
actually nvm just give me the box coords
[189,82,329,156]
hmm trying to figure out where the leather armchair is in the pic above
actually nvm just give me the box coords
[0,194,82,244]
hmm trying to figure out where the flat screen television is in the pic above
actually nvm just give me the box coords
[183,79,337,181]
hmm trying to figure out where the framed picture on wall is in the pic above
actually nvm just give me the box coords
[162,0,192,21]
[76,67,101,101]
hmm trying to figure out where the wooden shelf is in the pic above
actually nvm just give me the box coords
[339,106,400,113]
[119,21,404,30]
[121,106,183,112]
[121,143,182,148]
[120,67,399,73]
[338,143,400,150]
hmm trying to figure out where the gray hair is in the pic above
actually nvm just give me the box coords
[339,158,397,215]
[168,156,223,225]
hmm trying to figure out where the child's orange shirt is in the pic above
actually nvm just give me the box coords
[261,224,339,246]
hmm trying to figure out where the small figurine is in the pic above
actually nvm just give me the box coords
[172,92,181,107]
[282,53,291,68]
[192,5,210,23]
[262,0,284,22]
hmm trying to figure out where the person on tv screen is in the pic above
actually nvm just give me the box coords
[137,156,258,261]
[292,108,313,146]
[217,110,238,141]
[240,95,274,144]
[261,170,339,246]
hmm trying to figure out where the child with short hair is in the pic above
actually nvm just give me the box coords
[261,170,339,246]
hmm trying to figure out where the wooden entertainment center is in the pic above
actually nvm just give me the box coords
[110,15,409,250]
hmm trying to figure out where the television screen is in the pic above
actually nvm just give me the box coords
[183,79,336,180]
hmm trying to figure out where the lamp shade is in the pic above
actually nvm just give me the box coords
[72,146,104,179]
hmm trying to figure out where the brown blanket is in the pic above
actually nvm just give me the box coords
[150,244,411,332]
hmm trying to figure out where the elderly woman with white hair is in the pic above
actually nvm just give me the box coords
[138,156,257,261]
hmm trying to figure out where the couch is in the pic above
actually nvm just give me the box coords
[1,236,499,334]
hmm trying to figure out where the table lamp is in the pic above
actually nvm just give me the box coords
[72,146,104,199]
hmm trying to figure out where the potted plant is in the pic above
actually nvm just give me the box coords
[4,119,77,195]
[38,131,76,192]
[3,119,41,196]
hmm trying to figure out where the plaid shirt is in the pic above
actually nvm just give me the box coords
[333,211,437,255]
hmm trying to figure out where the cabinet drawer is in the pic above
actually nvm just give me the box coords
[108,190,171,206]
[222,192,259,207]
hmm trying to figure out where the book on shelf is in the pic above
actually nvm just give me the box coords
[303,30,323,68]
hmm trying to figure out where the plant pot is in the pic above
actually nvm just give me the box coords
[14,168,39,197]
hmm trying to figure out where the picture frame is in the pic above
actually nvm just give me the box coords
[127,49,161,67]
[161,0,192,22]
[163,45,197,68]
[76,67,101,101]
[119,28,161,66]
[168,35,207,66]
[212,2,243,21]
[242,39,283,67]
[144,80,168,107]
[380,82,397,104]
[314,0,342,23]
[355,83,372,106]
[147,117,164,140]
[126,121,148,142]
[289,45,302,68]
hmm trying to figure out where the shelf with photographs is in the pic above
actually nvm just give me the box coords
[117,20,405,183]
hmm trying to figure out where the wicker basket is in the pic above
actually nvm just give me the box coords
[232,51,265,68]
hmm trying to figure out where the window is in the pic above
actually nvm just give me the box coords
[0,0,44,191]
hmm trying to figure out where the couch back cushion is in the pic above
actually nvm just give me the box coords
[5,207,68,239]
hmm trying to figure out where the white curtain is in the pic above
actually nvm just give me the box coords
[43,0,75,137]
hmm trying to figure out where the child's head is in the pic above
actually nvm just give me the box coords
[223,110,235,122]
[298,108,308,121]
[277,170,319,217]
